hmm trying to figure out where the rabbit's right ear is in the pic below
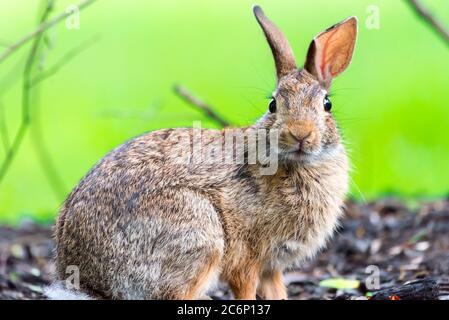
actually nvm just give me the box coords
[253,5,297,80]
[304,17,357,90]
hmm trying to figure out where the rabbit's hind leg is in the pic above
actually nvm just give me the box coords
[182,250,221,300]
[110,189,224,300]
[257,270,287,300]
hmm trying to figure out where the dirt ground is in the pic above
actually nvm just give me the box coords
[1,198,448,300]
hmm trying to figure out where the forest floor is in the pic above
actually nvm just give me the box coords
[1,198,448,300]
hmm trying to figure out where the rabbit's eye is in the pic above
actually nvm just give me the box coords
[269,99,277,113]
[324,96,332,112]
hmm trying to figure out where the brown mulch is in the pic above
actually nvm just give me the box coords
[1,199,449,300]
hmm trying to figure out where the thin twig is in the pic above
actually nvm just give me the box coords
[0,0,98,64]
[30,35,100,86]
[0,57,27,94]
[0,101,10,154]
[30,93,67,199]
[27,35,100,199]
[406,0,449,47]
[174,84,230,127]
[0,0,97,190]
[0,1,54,184]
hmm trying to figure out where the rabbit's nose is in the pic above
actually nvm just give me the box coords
[291,131,313,149]
[287,121,317,149]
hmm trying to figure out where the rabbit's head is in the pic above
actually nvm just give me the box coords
[253,6,357,163]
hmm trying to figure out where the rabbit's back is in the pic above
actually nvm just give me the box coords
[55,128,229,298]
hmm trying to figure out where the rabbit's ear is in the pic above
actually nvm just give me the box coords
[304,16,357,89]
[253,5,297,80]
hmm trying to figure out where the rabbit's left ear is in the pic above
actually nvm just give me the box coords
[304,17,357,90]
[253,5,297,80]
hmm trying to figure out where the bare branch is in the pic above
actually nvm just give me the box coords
[406,0,449,47]
[0,101,10,154]
[31,106,67,200]
[21,2,69,199]
[30,35,100,87]
[174,85,230,128]
[0,0,98,64]
[0,0,98,194]
[0,123,28,184]
[25,35,101,200]
[0,1,55,184]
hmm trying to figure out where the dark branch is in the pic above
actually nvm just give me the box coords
[406,0,449,47]
[370,278,439,300]
[174,85,230,128]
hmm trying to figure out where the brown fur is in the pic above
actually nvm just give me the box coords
[184,252,221,299]
[257,270,287,300]
[53,6,357,300]
[228,261,261,300]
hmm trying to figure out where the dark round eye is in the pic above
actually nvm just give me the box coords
[324,96,332,112]
[269,99,277,113]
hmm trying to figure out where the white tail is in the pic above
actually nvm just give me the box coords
[44,282,92,300]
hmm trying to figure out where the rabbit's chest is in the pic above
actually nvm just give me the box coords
[267,204,342,269]
[262,170,347,268]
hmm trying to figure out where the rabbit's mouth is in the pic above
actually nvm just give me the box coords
[281,146,322,163]
[277,125,322,163]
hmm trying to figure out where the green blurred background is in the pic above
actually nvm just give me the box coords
[0,0,448,224]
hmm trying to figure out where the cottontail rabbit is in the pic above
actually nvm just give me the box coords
[50,5,357,300]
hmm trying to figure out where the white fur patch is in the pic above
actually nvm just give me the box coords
[44,282,92,300]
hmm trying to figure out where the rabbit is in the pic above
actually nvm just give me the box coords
[49,5,357,300]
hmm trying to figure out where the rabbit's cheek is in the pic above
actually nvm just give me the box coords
[321,116,340,146]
